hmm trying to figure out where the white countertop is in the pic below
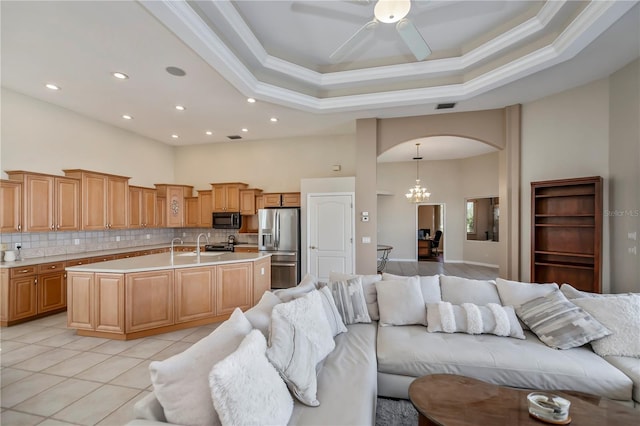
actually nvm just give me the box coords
[65,252,270,274]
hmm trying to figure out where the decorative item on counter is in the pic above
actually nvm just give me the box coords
[4,250,16,262]
[527,392,571,424]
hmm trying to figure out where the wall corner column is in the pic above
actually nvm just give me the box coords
[355,118,378,274]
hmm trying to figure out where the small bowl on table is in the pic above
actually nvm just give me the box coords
[527,392,571,424]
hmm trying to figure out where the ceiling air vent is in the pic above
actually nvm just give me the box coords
[436,102,456,110]
[227,135,242,140]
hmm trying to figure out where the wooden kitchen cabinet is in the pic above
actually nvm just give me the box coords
[174,266,216,323]
[6,171,80,232]
[37,262,66,314]
[184,197,200,228]
[198,190,213,227]
[63,169,129,230]
[125,270,174,332]
[130,186,157,228]
[239,188,263,215]
[155,184,193,228]
[8,271,37,322]
[67,272,94,330]
[95,273,125,333]
[211,183,248,212]
[262,192,300,208]
[216,262,252,315]
[253,256,271,304]
[157,197,166,227]
[0,180,22,233]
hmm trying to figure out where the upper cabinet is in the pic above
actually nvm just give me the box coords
[262,192,300,208]
[239,188,263,215]
[0,180,22,233]
[129,186,157,229]
[64,170,129,230]
[184,197,199,228]
[6,171,80,232]
[211,183,248,212]
[198,190,213,227]
[155,184,193,228]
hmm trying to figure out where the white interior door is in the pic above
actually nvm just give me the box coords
[308,194,354,281]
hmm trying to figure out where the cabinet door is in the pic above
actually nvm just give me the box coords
[157,197,166,227]
[0,180,22,233]
[263,193,282,208]
[10,276,37,320]
[67,272,94,329]
[216,263,252,315]
[37,271,66,313]
[24,174,54,232]
[142,189,157,228]
[225,184,243,211]
[281,193,300,207]
[166,187,184,227]
[55,177,80,231]
[108,177,129,229]
[129,187,143,228]
[175,267,216,323]
[126,271,174,332]
[253,257,271,305]
[212,185,227,212]
[83,173,108,230]
[95,273,125,333]
[198,191,212,227]
[184,197,199,227]
[239,189,258,215]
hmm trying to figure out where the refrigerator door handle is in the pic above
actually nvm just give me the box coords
[275,210,280,248]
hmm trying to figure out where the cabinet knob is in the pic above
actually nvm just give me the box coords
[51,224,55,230]
[17,224,22,231]
[34,278,37,285]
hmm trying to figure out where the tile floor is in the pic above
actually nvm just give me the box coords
[1,313,220,425]
[0,262,496,425]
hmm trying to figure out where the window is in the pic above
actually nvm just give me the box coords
[466,200,476,234]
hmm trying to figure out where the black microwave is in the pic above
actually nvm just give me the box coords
[212,212,242,229]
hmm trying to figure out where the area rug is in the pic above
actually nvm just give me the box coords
[375,397,419,426]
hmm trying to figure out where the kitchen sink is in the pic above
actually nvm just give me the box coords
[177,252,225,257]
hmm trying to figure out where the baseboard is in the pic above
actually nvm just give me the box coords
[464,260,499,268]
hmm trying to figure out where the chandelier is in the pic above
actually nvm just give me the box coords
[405,142,431,203]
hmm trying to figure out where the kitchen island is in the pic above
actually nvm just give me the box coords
[65,251,271,340]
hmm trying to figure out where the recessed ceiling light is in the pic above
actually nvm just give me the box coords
[122,114,133,120]
[45,83,60,91]
[247,98,256,104]
[205,131,213,136]
[175,105,186,111]
[171,134,179,139]
[241,128,248,132]
[166,66,186,77]
[112,72,129,80]
[270,117,278,123]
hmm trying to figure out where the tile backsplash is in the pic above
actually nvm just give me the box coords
[0,228,258,260]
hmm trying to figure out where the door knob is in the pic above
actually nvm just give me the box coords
[309,246,316,249]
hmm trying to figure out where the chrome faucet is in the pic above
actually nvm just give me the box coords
[170,238,183,264]
[196,233,209,263]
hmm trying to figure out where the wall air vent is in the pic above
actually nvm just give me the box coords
[436,103,456,110]
[227,135,242,140]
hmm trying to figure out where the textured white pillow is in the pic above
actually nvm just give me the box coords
[496,277,559,307]
[426,302,525,339]
[376,277,427,326]
[382,273,442,303]
[210,330,293,425]
[329,277,372,324]
[314,285,347,336]
[273,273,317,302]
[573,295,640,357]
[149,308,252,426]
[244,291,281,338]
[440,275,501,305]
[329,271,381,320]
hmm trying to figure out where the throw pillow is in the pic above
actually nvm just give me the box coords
[426,302,525,339]
[244,291,281,338]
[314,284,348,336]
[440,275,501,305]
[266,311,321,406]
[496,277,559,307]
[328,277,372,324]
[572,295,640,357]
[149,308,253,426]
[273,273,317,302]
[382,273,442,303]
[516,290,611,350]
[559,283,634,300]
[329,271,381,320]
[376,277,427,326]
[209,330,293,425]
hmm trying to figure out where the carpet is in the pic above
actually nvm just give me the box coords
[375,397,419,426]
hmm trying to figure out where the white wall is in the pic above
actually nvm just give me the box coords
[1,88,175,186]
[521,79,611,288]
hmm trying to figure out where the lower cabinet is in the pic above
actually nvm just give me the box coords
[126,270,174,333]
[95,273,124,333]
[175,267,216,323]
[217,263,252,315]
[67,272,94,330]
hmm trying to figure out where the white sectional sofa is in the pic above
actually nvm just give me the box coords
[128,273,639,426]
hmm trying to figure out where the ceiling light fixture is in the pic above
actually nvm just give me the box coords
[247,98,256,104]
[122,114,133,120]
[374,0,411,24]
[112,72,129,80]
[241,128,249,132]
[165,66,186,77]
[175,105,186,111]
[45,83,60,91]
[171,134,179,139]
[205,131,213,136]
[270,117,278,122]
[405,142,431,203]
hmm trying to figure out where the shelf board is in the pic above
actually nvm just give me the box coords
[534,250,594,258]
[534,193,595,198]
[534,214,594,217]
[534,224,594,228]
[534,262,594,271]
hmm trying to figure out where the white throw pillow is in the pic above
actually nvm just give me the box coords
[426,302,525,339]
[440,275,501,305]
[149,308,253,426]
[273,273,317,302]
[210,330,293,425]
[244,291,281,338]
[329,271,381,320]
[382,273,442,303]
[328,277,372,324]
[314,285,347,336]
[495,277,559,307]
[572,295,640,357]
[376,277,427,326]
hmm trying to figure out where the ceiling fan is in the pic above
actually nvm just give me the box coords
[330,0,431,63]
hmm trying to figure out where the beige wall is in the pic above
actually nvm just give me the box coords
[1,88,175,187]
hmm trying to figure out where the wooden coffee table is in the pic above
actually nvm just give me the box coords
[409,374,638,426]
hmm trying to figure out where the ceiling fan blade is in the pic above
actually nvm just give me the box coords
[329,19,378,63]
[396,18,431,61]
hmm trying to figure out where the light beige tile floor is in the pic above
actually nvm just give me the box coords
[1,263,496,425]
[1,312,218,425]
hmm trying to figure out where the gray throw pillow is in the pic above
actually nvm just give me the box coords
[329,277,371,324]
[516,290,611,350]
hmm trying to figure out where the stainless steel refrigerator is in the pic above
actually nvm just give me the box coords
[258,208,301,289]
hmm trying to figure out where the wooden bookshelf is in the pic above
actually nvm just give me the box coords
[531,176,602,293]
